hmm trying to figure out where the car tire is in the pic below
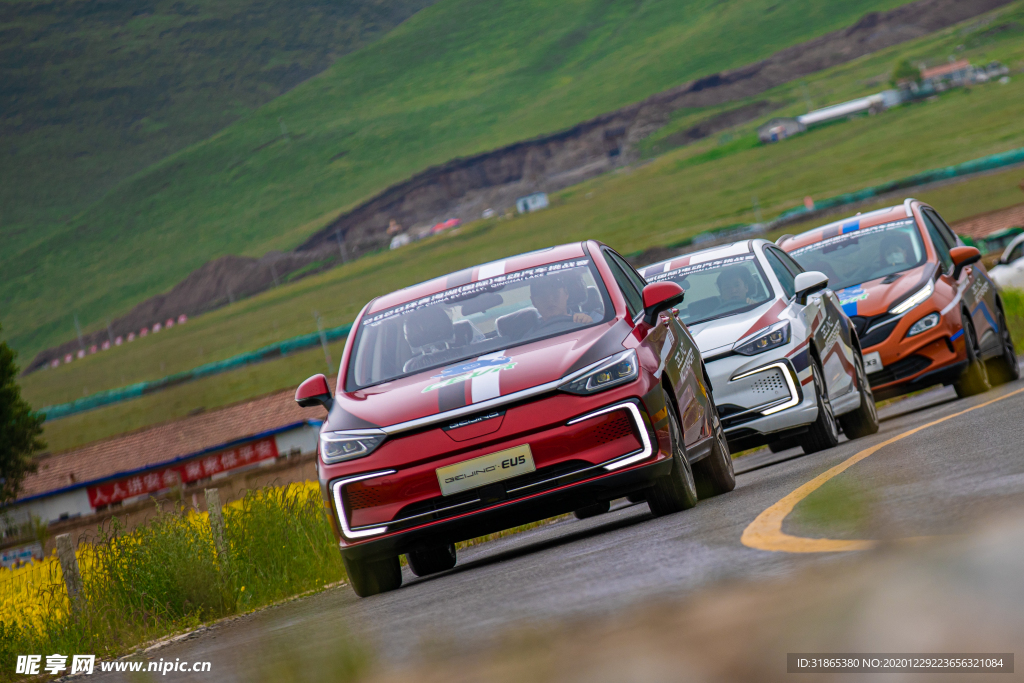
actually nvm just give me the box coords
[954,316,991,398]
[693,410,735,499]
[406,543,457,577]
[626,492,647,504]
[647,398,699,516]
[986,307,1020,386]
[573,500,611,520]
[799,355,840,454]
[838,352,879,439]
[343,554,403,597]
[768,437,799,453]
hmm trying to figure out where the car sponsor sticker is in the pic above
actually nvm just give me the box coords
[436,444,536,496]
[433,356,511,378]
[422,359,517,393]
[837,286,869,306]
[862,351,883,373]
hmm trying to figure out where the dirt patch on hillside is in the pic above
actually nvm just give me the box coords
[26,0,1014,373]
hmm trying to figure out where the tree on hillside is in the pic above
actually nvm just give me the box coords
[891,59,921,87]
[0,322,44,504]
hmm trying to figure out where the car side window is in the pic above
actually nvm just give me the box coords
[920,211,954,273]
[603,250,644,318]
[1007,242,1024,265]
[926,209,960,249]
[763,248,796,299]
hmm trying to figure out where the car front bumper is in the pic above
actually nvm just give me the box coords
[319,379,675,559]
[704,346,817,450]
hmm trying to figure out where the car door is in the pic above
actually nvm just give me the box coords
[922,207,999,352]
[603,248,712,447]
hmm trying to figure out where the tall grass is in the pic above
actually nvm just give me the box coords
[0,483,343,681]
[1002,288,1024,353]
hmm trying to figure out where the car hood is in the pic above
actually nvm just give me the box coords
[688,299,789,356]
[325,318,632,430]
[832,263,935,319]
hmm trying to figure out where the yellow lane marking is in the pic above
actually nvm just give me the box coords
[741,386,1024,553]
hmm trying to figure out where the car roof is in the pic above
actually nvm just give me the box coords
[777,203,914,252]
[367,242,589,314]
[637,239,766,278]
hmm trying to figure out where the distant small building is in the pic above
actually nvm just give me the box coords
[516,192,549,214]
[757,117,805,143]
[921,59,973,88]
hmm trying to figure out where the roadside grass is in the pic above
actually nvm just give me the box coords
[1001,288,1024,353]
[2,0,922,358]
[0,483,343,678]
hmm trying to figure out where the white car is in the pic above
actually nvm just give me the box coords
[637,239,878,454]
[989,233,1024,292]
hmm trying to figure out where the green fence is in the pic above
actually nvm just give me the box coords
[39,323,352,421]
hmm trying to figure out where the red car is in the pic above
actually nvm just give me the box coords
[296,241,734,596]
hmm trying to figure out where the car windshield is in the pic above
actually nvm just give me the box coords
[788,218,927,291]
[645,254,774,325]
[346,258,612,390]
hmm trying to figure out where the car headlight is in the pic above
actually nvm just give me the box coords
[320,430,386,464]
[889,280,934,315]
[733,321,791,356]
[907,312,940,337]
[560,349,639,395]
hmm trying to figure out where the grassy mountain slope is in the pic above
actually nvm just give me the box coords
[28,0,1024,452]
[1,0,915,358]
[0,0,434,295]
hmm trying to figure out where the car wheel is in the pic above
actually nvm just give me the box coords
[768,437,798,453]
[647,398,699,516]
[342,554,403,597]
[954,316,991,398]
[406,543,457,577]
[986,307,1020,385]
[799,355,840,454]
[838,352,879,439]
[693,409,735,499]
[626,492,647,504]
[573,500,611,520]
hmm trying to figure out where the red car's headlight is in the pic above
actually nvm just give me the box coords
[320,430,386,464]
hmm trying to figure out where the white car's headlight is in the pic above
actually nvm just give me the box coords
[733,321,791,356]
[560,349,639,395]
[889,280,934,315]
[320,430,386,464]
[907,312,940,337]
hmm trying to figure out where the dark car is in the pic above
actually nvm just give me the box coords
[296,241,734,596]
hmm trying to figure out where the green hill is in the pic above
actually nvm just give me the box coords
[0,0,433,306]
[1,0,915,359]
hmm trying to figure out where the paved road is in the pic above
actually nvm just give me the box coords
[96,373,1024,680]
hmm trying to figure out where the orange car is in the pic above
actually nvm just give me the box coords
[779,198,1019,400]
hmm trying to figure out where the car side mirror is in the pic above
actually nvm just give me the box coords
[794,271,829,305]
[296,373,333,411]
[951,246,981,279]
[641,282,685,326]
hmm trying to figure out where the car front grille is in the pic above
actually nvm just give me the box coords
[867,354,932,386]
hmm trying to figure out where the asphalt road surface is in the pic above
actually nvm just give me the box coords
[94,371,1024,681]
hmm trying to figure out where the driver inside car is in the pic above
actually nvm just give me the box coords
[880,233,913,268]
[530,272,594,326]
[716,266,757,305]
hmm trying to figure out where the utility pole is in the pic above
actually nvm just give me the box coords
[270,262,280,287]
[752,194,763,224]
[800,81,813,114]
[313,311,333,374]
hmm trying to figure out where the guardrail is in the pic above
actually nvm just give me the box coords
[39,323,352,421]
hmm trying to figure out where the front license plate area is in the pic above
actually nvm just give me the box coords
[436,444,536,497]
[862,351,883,373]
